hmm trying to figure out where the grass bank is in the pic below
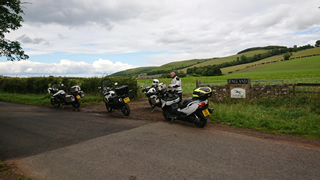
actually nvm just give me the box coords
[211,95,320,139]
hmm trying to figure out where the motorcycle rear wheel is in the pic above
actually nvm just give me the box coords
[72,101,80,108]
[121,103,130,116]
[51,97,60,107]
[194,115,207,128]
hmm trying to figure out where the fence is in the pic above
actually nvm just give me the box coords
[292,83,320,96]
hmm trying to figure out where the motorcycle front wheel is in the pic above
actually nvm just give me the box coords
[51,97,60,107]
[162,110,171,121]
[149,99,156,109]
[105,103,113,112]
[121,103,130,116]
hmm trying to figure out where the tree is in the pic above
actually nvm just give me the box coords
[315,40,320,47]
[283,52,292,60]
[0,0,29,61]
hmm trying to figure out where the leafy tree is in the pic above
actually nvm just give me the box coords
[283,52,292,60]
[0,0,29,61]
[315,40,320,47]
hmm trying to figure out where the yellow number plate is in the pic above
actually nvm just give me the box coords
[123,97,130,103]
[76,95,81,99]
[202,109,210,116]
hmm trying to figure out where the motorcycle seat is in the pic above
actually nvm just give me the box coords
[179,97,193,109]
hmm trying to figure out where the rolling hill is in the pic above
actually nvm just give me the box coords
[112,46,320,77]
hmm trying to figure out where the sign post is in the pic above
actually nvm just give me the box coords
[228,78,251,99]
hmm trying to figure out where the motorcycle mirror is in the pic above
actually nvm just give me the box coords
[114,82,118,86]
[98,87,101,89]
[61,84,64,87]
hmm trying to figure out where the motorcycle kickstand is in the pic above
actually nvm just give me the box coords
[169,117,176,124]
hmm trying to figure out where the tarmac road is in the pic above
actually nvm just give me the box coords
[1,101,320,180]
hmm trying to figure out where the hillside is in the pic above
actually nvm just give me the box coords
[222,47,320,74]
[111,66,156,77]
[111,46,320,77]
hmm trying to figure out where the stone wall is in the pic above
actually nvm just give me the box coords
[202,84,291,101]
[251,84,290,99]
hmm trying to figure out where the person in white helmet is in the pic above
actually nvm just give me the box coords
[169,72,182,102]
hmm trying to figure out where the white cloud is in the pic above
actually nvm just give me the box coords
[0,59,136,77]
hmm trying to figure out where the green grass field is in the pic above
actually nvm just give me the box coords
[222,47,320,74]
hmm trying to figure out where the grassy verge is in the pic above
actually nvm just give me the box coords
[211,95,320,139]
[0,160,30,180]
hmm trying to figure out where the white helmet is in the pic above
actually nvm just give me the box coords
[152,79,159,86]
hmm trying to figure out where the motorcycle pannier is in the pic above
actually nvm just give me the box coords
[115,85,129,96]
[65,95,75,102]
[128,90,134,99]
[192,87,212,100]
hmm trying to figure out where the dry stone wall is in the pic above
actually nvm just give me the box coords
[201,84,291,101]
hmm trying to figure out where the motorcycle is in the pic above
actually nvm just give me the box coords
[99,82,134,116]
[160,85,214,128]
[47,84,84,108]
[141,79,163,109]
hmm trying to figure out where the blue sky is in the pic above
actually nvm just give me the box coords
[1,0,319,77]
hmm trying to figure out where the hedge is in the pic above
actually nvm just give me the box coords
[0,76,138,95]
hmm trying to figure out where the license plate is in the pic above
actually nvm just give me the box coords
[76,95,81,99]
[202,109,210,116]
[123,97,130,103]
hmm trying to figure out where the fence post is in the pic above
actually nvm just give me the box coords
[196,80,200,88]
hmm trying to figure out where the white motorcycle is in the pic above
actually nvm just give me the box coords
[48,84,84,108]
[141,79,163,109]
[160,85,214,128]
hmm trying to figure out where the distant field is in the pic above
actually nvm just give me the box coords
[222,47,320,74]
[179,50,270,72]
[238,56,320,74]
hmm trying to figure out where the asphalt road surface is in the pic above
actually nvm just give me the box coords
[1,101,320,180]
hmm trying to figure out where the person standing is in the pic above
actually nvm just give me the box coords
[169,72,183,102]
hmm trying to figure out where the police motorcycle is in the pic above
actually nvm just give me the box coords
[99,81,134,116]
[141,79,163,109]
[47,84,84,108]
[160,84,214,128]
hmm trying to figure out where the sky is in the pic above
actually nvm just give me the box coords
[1,0,320,77]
